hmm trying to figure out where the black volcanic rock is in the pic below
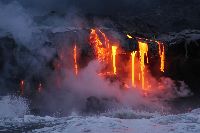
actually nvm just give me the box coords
[85,96,105,113]
[158,30,200,94]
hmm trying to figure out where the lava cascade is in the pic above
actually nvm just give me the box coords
[20,29,166,95]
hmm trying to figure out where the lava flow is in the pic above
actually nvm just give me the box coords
[126,34,166,91]
[89,29,109,62]
[88,30,166,92]
[19,28,166,96]
[74,44,78,75]
[126,34,165,74]
[131,51,137,87]
[112,46,117,75]
[138,41,149,90]
[158,42,165,72]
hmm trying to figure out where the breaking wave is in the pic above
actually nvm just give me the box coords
[0,95,29,118]
[0,96,200,133]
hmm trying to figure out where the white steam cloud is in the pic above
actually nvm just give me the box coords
[0,2,36,44]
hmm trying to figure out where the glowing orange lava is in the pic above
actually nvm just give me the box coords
[131,51,137,87]
[89,29,108,62]
[138,41,149,90]
[112,46,117,75]
[74,45,78,75]
[158,42,165,72]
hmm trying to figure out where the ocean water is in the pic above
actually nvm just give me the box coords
[0,96,200,133]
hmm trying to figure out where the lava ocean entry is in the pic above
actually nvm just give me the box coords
[1,1,200,133]
[9,25,192,117]
[18,28,166,97]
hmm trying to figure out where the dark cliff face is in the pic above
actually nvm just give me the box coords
[157,30,200,94]
[166,41,200,94]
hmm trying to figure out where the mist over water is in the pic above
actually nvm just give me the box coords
[0,96,29,118]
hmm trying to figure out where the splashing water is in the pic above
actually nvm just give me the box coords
[0,95,29,118]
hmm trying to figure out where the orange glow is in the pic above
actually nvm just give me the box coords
[138,41,148,90]
[131,51,137,87]
[20,80,25,95]
[127,34,133,39]
[73,45,78,75]
[158,42,165,72]
[112,46,117,75]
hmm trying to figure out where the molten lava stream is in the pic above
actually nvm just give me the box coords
[158,42,165,72]
[131,51,137,87]
[112,46,117,75]
[73,45,78,75]
[89,29,106,62]
[138,41,149,90]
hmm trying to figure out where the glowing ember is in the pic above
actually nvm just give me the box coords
[73,44,78,75]
[112,46,117,75]
[127,34,133,39]
[138,41,149,90]
[158,42,165,72]
[20,80,25,95]
[131,51,137,87]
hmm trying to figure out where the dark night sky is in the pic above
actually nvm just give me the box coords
[1,0,200,15]
[1,0,200,32]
